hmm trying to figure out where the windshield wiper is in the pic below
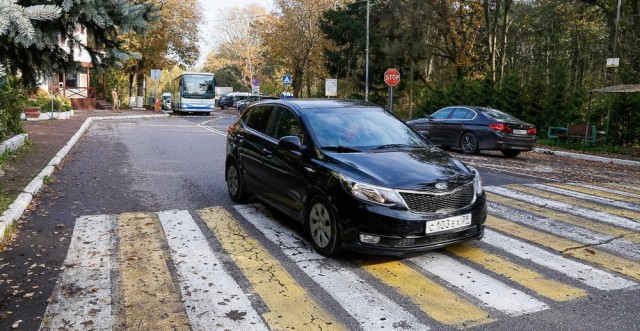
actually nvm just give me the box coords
[372,144,424,150]
[320,146,362,153]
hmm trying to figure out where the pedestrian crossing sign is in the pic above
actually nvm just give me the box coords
[282,75,292,86]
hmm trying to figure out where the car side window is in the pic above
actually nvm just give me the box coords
[270,107,303,142]
[244,105,273,134]
[431,108,453,119]
[464,110,476,119]
[450,108,469,120]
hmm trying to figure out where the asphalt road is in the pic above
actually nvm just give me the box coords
[0,111,638,330]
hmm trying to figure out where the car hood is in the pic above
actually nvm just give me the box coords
[322,148,473,190]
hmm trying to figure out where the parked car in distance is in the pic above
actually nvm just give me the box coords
[219,92,251,109]
[225,99,486,257]
[237,95,279,113]
[406,106,537,158]
[161,92,172,110]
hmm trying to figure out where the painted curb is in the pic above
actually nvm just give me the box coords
[0,133,28,154]
[533,148,640,167]
[0,113,168,241]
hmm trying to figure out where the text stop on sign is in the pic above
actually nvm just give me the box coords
[384,68,400,86]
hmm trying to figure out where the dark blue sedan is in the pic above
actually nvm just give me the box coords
[407,106,537,158]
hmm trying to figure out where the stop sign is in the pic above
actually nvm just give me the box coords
[384,68,400,86]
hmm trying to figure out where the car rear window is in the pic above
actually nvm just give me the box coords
[482,108,519,121]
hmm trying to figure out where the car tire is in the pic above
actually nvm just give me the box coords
[226,160,249,203]
[205,112,211,116]
[222,105,227,110]
[460,132,479,155]
[501,150,521,158]
[306,195,342,257]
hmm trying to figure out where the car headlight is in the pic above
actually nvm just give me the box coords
[339,174,405,207]
[469,166,483,195]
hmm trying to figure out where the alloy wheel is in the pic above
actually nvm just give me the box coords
[309,203,332,248]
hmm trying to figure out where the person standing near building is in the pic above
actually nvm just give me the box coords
[111,88,120,113]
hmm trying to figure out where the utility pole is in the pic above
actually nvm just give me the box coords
[365,0,370,102]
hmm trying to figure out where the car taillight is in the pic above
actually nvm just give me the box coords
[227,125,234,134]
[489,123,505,131]
[489,123,512,133]
[528,127,537,135]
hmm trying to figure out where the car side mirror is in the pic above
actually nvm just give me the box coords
[427,115,435,121]
[278,136,302,151]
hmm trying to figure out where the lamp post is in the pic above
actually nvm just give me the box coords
[365,0,369,102]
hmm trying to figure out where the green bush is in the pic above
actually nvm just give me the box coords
[0,76,26,142]
[34,89,72,112]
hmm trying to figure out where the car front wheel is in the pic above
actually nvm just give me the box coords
[226,161,248,203]
[460,132,479,155]
[306,196,341,257]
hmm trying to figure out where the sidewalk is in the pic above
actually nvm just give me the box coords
[0,108,168,240]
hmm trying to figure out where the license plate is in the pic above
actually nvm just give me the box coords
[426,214,472,234]
[513,129,527,135]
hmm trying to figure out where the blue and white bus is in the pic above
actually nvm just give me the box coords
[171,72,216,115]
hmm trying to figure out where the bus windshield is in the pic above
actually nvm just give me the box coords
[182,74,215,99]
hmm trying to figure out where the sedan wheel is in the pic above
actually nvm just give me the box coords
[460,132,479,155]
[306,196,341,257]
[226,161,248,203]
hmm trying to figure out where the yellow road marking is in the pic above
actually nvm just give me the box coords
[547,183,640,204]
[447,244,587,301]
[117,213,189,330]
[596,183,640,195]
[199,207,345,331]
[507,185,640,220]
[359,259,493,328]
[487,215,640,281]
[487,193,640,244]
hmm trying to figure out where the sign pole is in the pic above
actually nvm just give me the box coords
[389,86,394,114]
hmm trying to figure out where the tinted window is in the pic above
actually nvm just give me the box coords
[431,108,453,119]
[482,108,519,121]
[270,107,303,141]
[244,105,273,134]
[450,108,469,119]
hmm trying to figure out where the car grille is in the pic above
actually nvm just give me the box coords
[394,229,473,247]
[398,182,475,213]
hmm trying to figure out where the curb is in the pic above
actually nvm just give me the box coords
[533,148,640,167]
[0,133,28,154]
[0,113,169,239]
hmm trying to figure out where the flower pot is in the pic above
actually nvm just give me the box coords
[24,107,41,120]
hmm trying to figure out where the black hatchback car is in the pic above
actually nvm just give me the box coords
[406,106,537,157]
[225,99,486,257]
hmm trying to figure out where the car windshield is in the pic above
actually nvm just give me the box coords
[304,107,429,149]
[182,75,215,99]
[482,108,519,122]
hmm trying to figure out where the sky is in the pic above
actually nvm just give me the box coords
[198,0,275,65]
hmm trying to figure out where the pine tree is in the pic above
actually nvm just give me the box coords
[0,0,159,87]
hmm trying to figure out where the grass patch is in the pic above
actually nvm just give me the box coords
[43,175,53,185]
[0,149,13,167]
[0,220,19,253]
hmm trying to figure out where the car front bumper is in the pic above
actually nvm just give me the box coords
[332,192,487,256]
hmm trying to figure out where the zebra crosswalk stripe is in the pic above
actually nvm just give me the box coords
[506,185,640,221]
[40,215,115,331]
[567,182,640,199]
[199,207,346,330]
[157,210,267,330]
[446,244,588,301]
[408,253,550,316]
[487,192,640,245]
[483,230,637,290]
[532,183,640,211]
[486,186,640,230]
[489,202,640,260]
[234,204,431,330]
[596,182,640,195]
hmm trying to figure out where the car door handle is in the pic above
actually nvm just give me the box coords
[262,148,272,158]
